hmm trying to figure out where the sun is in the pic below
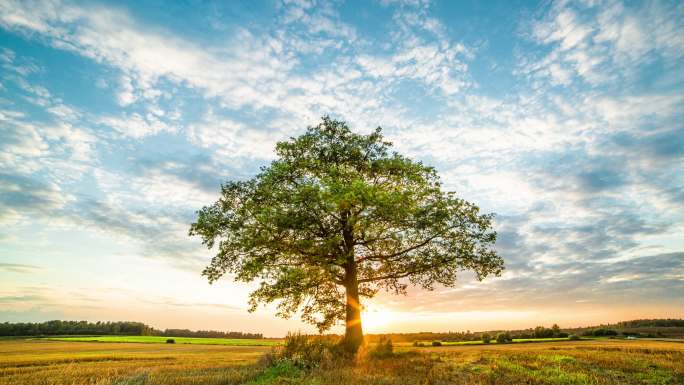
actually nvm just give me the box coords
[361,308,394,331]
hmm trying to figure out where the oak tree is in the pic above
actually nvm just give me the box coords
[190,117,503,352]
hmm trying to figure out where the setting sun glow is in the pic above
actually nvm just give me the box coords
[362,309,395,332]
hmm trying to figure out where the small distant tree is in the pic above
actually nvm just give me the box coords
[496,332,512,343]
[534,326,554,338]
[190,117,503,353]
[481,333,491,344]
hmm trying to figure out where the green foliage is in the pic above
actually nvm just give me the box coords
[568,335,580,340]
[190,117,502,343]
[248,360,303,384]
[0,320,263,339]
[534,326,554,338]
[0,320,155,336]
[496,333,512,343]
[532,324,568,338]
[617,319,684,328]
[432,340,443,346]
[481,333,491,343]
[369,337,394,359]
[261,332,347,370]
[588,328,619,337]
[165,339,175,344]
[159,328,263,339]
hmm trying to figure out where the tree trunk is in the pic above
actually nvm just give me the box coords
[341,210,362,353]
[343,262,363,353]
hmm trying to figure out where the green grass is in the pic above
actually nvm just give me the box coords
[42,335,282,346]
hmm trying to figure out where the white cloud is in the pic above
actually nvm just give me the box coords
[0,0,296,113]
[188,112,281,160]
[116,75,136,106]
[98,113,172,139]
[525,0,684,85]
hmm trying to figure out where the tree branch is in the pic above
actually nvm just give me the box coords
[355,226,456,263]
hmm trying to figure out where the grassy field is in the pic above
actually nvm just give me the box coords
[42,335,282,346]
[43,335,573,347]
[411,337,582,346]
[1,339,683,384]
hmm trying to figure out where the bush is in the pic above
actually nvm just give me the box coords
[496,333,512,344]
[431,340,442,347]
[568,335,580,341]
[166,339,175,344]
[261,332,348,371]
[412,341,425,347]
[481,333,491,344]
[369,336,393,359]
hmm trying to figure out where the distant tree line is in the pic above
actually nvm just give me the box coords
[0,320,263,339]
[159,329,263,339]
[0,321,155,336]
[367,324,568,343]
[582,328,618,337]
[365,318,684,343]
[365,331,481,343]
[615,319,684,328]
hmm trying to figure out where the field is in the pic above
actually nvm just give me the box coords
[42,336,281,346]
[411,337,580,346]
[2,338,684,385]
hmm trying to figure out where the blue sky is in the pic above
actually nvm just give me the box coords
[1,0,683,336]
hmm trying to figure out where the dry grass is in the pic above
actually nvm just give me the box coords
[0,340,268,385]
[2,338,683,384]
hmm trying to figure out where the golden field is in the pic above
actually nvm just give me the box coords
[1,338,683,385]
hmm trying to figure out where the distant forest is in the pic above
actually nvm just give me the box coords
[1,318,682,339]
[364,318,684,342]
[0,320,264,339]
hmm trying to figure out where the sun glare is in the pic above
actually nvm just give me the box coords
[362,309,394,331]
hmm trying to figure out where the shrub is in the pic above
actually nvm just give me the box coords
[431,340,442,346]
[166,339,175,344]
[481,333,491,344]
[568,335,580,341]
[369,336,393,359]
[496,333,512,344]
[261,332,347,370]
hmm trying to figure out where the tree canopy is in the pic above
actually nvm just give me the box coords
[190,117,503,351]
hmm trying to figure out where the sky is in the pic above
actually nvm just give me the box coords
[1,0,683,337]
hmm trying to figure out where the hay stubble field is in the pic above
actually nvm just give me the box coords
[2,338,683,385]
[43,336,281,346]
